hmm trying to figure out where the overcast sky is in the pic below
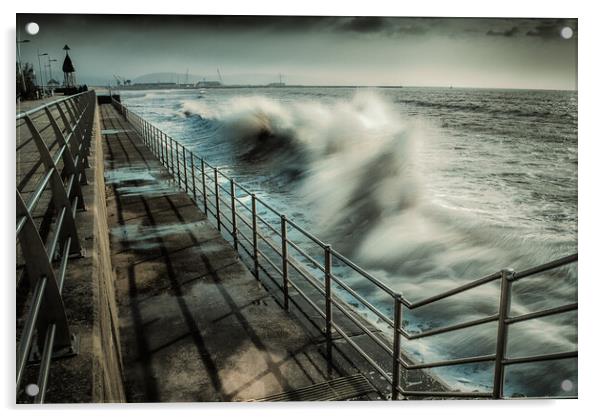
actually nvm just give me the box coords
[16,14,577,90]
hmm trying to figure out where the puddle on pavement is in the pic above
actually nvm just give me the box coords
[111,221,207,250]
[105,166,178,198]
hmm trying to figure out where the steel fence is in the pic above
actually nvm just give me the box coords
[113,98,578,400]
[16,91,96,403]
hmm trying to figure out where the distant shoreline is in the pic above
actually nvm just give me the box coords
[95,85,577,92]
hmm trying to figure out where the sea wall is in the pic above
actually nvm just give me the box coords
[89,105,126,402]
[32,102,126,403]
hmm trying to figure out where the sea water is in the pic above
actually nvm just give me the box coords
[120,86,577,397]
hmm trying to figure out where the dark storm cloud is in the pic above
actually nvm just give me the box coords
[18,13,334,33]
[337,17,431,36]
[19,14,577,41]
[337,17,388,33]
[526,19,577,39]
[487,26,520,37]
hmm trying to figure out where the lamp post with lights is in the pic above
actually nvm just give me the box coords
[16,39,30,95]
[37,50,48,96]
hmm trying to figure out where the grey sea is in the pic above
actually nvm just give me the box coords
[120,86,577,397]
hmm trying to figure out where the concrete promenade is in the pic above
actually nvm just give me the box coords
[99,103,372,401]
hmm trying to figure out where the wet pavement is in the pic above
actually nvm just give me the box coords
[99,103,364,402]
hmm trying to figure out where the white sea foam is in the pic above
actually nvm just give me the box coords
[171,89,577,396]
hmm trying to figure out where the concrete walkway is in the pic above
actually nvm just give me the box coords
[99,104,351,402]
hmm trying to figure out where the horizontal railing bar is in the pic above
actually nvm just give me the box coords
[35,322,57,403]
[256,248,284,277]
[234,195,253,213]
[16,91,88,119]
[23,169,55,218]
[400,389,493,398]
[255,196,282,217]
[330,297,394,356]
[232,180,253,196]
[57,237,73,292]
[255,213,281,237]
[236,228,256,254]
[218,195,232,211]
[409,271,503,309]
[287,257,326,296]
[217,182,230,196]
[16,215,27,236]
[47,206,67,260]
[329,273,394,327]
[404,354,496,370]
[331,321,393,385]
[287,277,326,319]
[403,314,500,340]
[16,276,48,388]
[205,204,217,219]
[506,303,577,325]
[502,351,577,366]
[237,237,255,259]
[512,253,578,281]
[256,230,283,257]
[217,213,234,232]
[286,239,326,273]
[202,187,216,199]
[235,211,254,230]
[285,217,327,249]
[329,248,398,299]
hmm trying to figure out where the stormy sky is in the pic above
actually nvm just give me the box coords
[16,14,577,89]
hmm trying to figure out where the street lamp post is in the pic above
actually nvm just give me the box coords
[16,39,30,95]
[46,57,58,95]
[37,50,48,97]
[46,57,57,82]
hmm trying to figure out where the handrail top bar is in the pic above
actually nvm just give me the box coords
[512,253,577,281]
[285,216,328,249]
[329,247,399,299]
[409,271,503,309]
[16,91,90,120]
[408,253,577,309]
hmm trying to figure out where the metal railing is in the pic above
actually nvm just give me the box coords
[113,99,578,400]
[16,91,96,403]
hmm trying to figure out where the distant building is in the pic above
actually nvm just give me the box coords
[196,81,222,87]
[132,82,178,89]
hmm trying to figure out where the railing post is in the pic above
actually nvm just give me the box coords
[252,194,259,278]
[392,295,403,400]
[150,125,154,153]
[325,244,333,365]
[153,126,157,155]
[191,154,197,201]
[214,168,221,231]
[493,269,513,399]
[176,143,182,188]
[281,215,289,311]
[201,159,208,214]
[230,179,238,250]
[183,148,188,193]
[170,137,175,175]
[161,131,169,167]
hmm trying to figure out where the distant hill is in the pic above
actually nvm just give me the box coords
[133,72,212,84]
[132,72,289,86]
